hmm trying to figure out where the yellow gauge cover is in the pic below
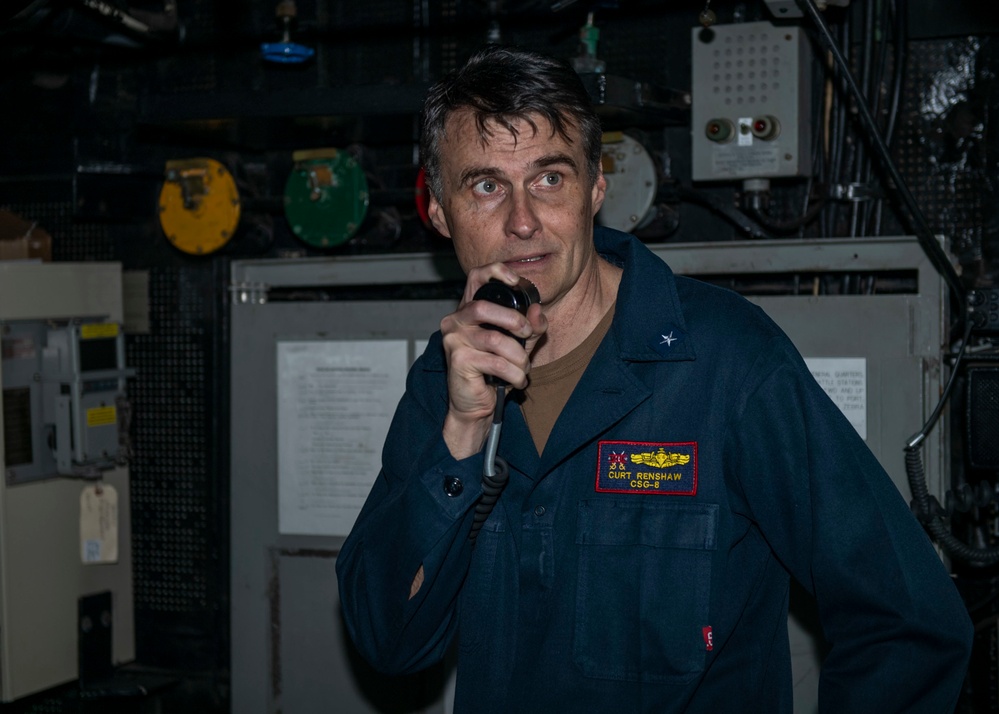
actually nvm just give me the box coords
[159,157,241,255]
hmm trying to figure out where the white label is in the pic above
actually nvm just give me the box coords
[804,358,867,440]
[80,484,119,564]
[711,144,780,177]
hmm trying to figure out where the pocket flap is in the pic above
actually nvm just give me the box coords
[576,500,718,550]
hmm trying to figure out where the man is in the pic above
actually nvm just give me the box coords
[336,45,972,712]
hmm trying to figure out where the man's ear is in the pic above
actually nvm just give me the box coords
[591,171,607,217]
[428,194,452,239]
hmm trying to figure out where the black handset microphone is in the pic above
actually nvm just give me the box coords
[473,277,541,386]
[467,276,539,544]
[473,277,541,334]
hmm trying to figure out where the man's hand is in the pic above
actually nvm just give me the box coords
[440,264,547,459]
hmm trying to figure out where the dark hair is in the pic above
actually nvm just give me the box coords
[420,45,603,201]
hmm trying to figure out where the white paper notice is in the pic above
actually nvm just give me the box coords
[277,340,407,536]
[804,358,867,440]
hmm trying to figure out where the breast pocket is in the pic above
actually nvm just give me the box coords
[574,499,718,684]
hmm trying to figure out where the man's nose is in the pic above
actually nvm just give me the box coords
[504,188,541,240]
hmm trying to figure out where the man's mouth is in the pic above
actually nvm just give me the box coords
[511,255,545,264]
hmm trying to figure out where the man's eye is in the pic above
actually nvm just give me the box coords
[542,173,561,186]
[473,179,498,194]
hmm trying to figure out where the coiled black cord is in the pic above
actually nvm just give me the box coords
[907,449,999,566]
[903,319,999,565]
[468,384,511,543]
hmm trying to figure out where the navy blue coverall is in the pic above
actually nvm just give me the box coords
[336,227,972,713]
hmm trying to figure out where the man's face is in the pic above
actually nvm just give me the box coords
[428,109,606,312]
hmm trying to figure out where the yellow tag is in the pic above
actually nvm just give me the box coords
[87,405,117,428]
[80,484,118,564]
[80,323,120,339]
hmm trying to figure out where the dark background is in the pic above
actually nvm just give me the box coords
[2,0,998,711]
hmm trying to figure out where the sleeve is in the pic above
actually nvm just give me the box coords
[335,359,486,676]
[730,335,972,713]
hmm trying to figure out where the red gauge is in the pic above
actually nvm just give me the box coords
[415,167,432,228]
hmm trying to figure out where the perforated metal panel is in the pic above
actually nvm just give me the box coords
[2,198,115,263]
[967,367,999,470]
[125,263,228,673]
[156,0,219,94]
[129,317,208,610]
[897,37,989,273]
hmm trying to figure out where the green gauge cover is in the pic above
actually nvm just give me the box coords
[284,149,370,248]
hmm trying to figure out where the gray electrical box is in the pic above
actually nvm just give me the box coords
[0,261,135,703]
[4,320,132,484]
[691,20,812,181]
